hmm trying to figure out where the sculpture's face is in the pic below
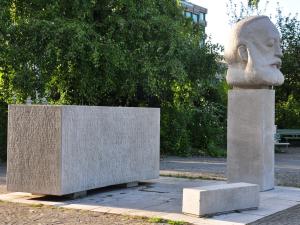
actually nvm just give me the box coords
[225,16,284,88]
[244,19,284,86]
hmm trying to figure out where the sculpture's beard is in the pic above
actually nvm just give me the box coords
[244,54,284,87]
[226,53,284,88]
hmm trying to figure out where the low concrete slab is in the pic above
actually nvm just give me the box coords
[0,177,300,225]
[182,183,259,217]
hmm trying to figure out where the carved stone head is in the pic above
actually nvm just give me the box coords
[225,16,284,88]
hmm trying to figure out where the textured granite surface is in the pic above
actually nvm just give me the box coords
[7,105,62,195]
[227,90,275,191]
[7,105,160,195]
[61,106,160,194]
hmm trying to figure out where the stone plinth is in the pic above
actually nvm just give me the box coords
[182,183,259,216]
[227,89,275,191]
[7,105,160,195]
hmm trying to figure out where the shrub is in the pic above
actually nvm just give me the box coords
[276,95,300,129]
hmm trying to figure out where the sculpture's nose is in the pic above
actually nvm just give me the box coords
[275,45,283,58]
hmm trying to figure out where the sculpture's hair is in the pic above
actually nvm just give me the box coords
[224,16,270,64]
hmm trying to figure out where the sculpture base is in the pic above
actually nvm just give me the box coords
[227,89,275,191]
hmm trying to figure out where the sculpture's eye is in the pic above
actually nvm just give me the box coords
[267,39,275,47]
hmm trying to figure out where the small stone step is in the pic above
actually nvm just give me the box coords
[182,182,259,217]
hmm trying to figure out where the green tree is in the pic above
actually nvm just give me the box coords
[275,11,300,128]
[248,0,260,9]
[0,0,225,159]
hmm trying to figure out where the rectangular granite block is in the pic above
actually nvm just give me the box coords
[227,89,275,191]
[7,105,160,195]
[182,183,259,216]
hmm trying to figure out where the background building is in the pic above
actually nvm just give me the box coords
[180,0,207,45]
[181,0,207,27]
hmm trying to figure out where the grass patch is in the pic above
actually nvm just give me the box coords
[167,220,188,225]
[29,203,44,207]
[148,217,188,225]
[148,217,165,223]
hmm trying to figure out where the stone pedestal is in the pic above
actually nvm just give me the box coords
[7,105,160,196]
[227,89,275,191]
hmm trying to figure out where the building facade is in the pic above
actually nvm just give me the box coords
[181,0,207,27]
[181,0,207,45]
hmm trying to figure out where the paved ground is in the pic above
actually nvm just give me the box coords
[2,177,300,225]
[160,147,300,187]
[1,147,300,224]
[0,164,184,225]
[0,163,6,194]
[249,204,300,225]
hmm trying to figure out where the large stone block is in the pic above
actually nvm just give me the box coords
[182,183,259,216]
[7,105,160,195]
[227,89,275,191]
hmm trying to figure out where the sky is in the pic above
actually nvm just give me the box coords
[188,0,300,46]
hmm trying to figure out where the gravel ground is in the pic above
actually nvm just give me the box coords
[0,201,170,225]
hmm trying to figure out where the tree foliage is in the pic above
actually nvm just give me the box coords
[275,11,300,128]
[248,0,260,9]
[0,0,226,159]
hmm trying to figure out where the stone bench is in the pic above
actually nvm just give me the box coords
[182,183,259,217]
[7,105,160,196]
[275,142,290,153]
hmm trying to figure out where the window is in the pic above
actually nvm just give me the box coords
[192,13,199,23]
[199,13,204,21]
[186,12,192,18]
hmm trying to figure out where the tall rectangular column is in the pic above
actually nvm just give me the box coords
[227,89,275,191]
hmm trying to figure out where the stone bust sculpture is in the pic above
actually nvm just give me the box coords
[224,16,284,88]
